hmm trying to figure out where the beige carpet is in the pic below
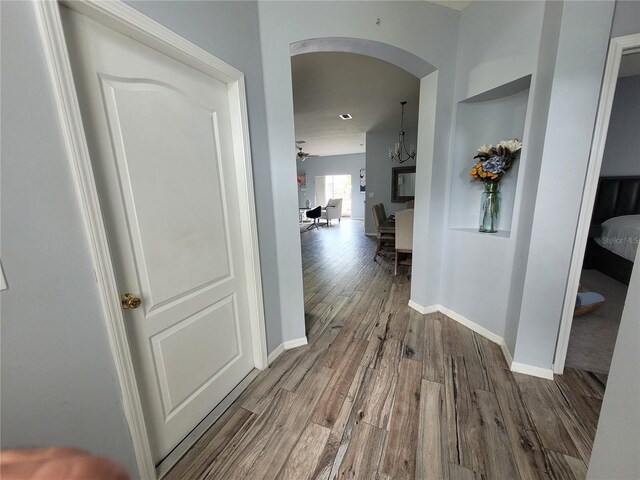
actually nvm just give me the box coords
[565,269,628,374]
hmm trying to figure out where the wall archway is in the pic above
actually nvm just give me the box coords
[290,37,436,78]
[255,1,459,350]
[283,36,442,343]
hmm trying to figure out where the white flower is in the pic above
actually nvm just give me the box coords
[476,144,493,154]
[498,139,522,152]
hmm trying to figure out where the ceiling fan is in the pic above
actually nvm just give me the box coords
[296,146,318,161]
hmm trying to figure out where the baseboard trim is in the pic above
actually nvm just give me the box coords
[510,362,554,380]
[267,343,285,365]
[407,300,439,314]
[365,232,377,237]
[284,336,308,350]
[438,305,504,345]
[500,340,514,368]
[408,300,552,380]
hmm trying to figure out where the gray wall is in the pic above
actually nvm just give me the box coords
[364,128,417,234]
[611,0,640,38]
[586,249,640,479]
[512,1,615,369]
[297,153,366,219]
[504,0,564,355]
[0,1,137,474]
[437,0,547,341]
[600,75,640,177]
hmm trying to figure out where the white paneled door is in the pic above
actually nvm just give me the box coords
[61,7,257,463]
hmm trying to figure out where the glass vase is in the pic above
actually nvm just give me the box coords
[479,181,500,233]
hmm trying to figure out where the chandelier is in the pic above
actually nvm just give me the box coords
[388,101,416,164]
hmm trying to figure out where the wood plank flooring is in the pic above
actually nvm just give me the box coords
[165,219,606,480]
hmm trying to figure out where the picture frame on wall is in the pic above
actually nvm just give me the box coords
[297,171,306,191]
[360,168,366,192]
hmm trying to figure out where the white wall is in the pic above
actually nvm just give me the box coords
[586,249,640,479]
[503,0,564,355]
[1,1,137,473]
[437,0,546,338]
[296,153,366,219]
[364,128,417,233]
[512,1,615,369]
[611,0,640,38]
[600,74,640,177]
[256,0,460,342]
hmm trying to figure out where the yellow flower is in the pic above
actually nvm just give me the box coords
[470,168,477,176]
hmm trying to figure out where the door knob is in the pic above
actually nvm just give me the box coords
[121,293,142,310]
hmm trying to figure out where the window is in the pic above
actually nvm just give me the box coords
[314,175,352,216]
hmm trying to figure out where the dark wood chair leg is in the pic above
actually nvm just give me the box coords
[394,249,399,275]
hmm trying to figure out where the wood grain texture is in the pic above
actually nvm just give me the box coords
[423,313,445,383]
[336,420,386,479]
[278,422,331,480]
[163,220,606,480]
[416,380,449,480]
[312,338,367,428]
[488,366,554,480]
[381,358,422,480]
[475,389,519,479]
[546,449,588,480]
[444,355,485,472]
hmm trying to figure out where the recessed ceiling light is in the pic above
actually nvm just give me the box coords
[339,114,352,120]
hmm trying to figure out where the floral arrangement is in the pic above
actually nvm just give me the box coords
[470,139,522,182]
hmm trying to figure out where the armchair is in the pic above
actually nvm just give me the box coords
[321,198,343,226]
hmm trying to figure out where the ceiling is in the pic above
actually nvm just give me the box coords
[619,52,640,77]
[427,0,472,11]
[291,52,420,158]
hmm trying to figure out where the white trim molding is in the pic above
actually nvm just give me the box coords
[554,33,640,375]
[267,336,308,365]
[36,1,269,477]
[267,343,286,364]
[408,301,502,344]
[500,340,514,368]
[407,300,439,314]
[510,362,554,380]
[284,336,309,350]
[437,305,504,345]
[408,300,555,380]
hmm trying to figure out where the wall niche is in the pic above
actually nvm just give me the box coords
[448,75,531,236]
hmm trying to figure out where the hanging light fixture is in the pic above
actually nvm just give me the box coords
[388,101,416,164]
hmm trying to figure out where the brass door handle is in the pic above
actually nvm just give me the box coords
[121,293,142,310]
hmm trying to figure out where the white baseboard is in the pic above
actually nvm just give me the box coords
[408,300,439,314]
[365,232,376,237]
[267,343,285,364]
[408,300,553,380]
[284,336,308,349]
[510,362,554,380]
[438,305,504,345]
[500,340,514,368]
[267,336,308,365]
